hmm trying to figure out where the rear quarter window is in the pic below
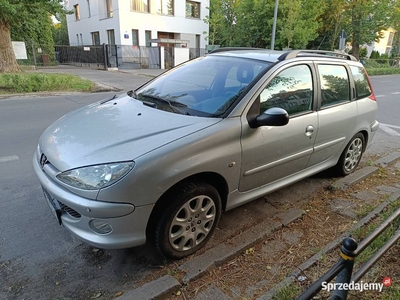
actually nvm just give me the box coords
[350,66,373,100]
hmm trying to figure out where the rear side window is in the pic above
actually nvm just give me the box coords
[259,64,313,116]
[318,65,350,107]
[350,66,373,99]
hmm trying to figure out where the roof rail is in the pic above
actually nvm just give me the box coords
[278,50,358,61]
[208,47,264,54]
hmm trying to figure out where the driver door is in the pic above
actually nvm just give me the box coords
[239,64,318,192]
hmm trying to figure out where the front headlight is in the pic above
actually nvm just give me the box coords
[56,162,134,190]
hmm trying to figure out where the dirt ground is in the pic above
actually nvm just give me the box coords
[157,160,400,300]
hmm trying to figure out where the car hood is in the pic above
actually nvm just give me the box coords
[39,94,221,171]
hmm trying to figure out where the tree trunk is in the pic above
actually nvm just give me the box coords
[352,40,360,60]
[0,17,21,73]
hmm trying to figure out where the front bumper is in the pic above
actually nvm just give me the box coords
[33,151,152,249]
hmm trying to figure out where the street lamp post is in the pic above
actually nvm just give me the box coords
[271,0,279,50]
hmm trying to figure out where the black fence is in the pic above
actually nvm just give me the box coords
[54,45,106,69]
[297,207,400,300]
[23,43,207,70]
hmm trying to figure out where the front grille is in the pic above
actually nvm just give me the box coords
[59,202,81,219]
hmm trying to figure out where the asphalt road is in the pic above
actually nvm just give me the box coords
[0,74,399,299]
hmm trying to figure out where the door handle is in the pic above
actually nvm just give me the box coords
[305,125,314,137]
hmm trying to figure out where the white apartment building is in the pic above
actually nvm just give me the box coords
[65,0,209,50]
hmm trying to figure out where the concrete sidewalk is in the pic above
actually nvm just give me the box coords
[36,65,166,92]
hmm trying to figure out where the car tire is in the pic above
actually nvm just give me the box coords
[334,133,365,176]
[154,182,222,259]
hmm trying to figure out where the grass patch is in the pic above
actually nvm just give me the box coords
[272,283,301,300]
[366,68,400,76]
[0,73,95,94]
[352,198,400,265]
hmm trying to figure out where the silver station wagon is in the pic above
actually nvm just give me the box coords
[33,49,379,259]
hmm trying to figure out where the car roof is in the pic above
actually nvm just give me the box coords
[208,48,358,63]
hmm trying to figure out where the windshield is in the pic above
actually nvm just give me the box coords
[134,56,271,117]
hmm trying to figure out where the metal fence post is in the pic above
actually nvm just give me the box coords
[331,237,358,300]
[31,39,37,66]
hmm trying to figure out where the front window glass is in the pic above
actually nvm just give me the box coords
[260,65,313,116]
[134,56,271,117]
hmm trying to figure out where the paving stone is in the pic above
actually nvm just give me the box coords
[118,275,180,300]
[275,208,305,226]
[377,185,400,193]
[245,279,269,298]
[262,239,287,255]
[193,284,233,300]
[282,229,303,244]
[350,190,378,203]
[330,199,357,219]
[329,166,378,190]
[374,152,400,168]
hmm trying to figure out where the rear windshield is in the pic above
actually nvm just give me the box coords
[134,56,271,117]
[350,66,373,99]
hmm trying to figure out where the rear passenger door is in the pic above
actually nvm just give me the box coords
[307,63,357,167]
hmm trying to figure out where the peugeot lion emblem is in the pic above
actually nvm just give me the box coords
[40,154,48,168]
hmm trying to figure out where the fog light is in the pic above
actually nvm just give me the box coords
[89,220,113,235]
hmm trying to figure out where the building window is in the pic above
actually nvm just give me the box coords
[80,34,83,45]
[107,29,116,45]
[132,30,139,46]
[76,34,79,45]
[100,0,113,19]
[92,31,100,45]
[131,0,149,12]
[157,0,174,15]
[387,32,395,47]
[186,1,200,18]
[74,4,80,20]
[87,0,91,17]
[106,0,113,18]
[145,30,152,47]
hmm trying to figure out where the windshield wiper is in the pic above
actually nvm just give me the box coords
[100,94,117,104]
[138,93,190,115]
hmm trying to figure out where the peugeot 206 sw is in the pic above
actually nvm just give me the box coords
[33,49,379,259]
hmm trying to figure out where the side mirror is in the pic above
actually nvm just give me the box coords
[254,107,289,127]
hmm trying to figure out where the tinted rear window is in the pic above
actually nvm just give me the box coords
[350,66,373,99]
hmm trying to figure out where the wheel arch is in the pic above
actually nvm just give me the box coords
[359,129,369,152]
[145,172,229,243]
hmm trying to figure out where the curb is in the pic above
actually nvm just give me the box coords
[120,152,400,300]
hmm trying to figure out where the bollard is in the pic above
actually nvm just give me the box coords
[331,237,358,300]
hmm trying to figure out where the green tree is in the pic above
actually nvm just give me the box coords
[313,0,346,50]
[0,0,64,73]
[204,0,240,47]
[277,0,325,49]
[233,0,274,48]
[52,13,69,45]
[389,0,400,59]
[342,0,393,60]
